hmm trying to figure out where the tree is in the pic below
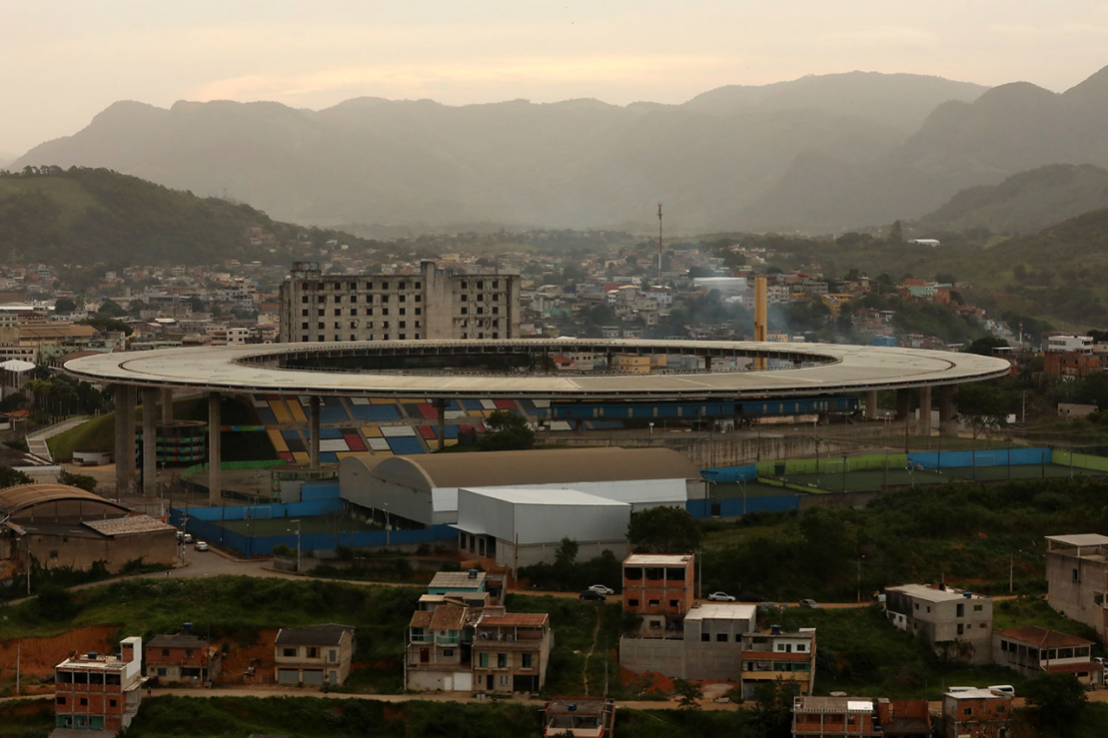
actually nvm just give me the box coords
[0,467,33,488]
[478,410,535,451]
[54,297,77,313]
[966,337,1009,356]
[97,299,126,318]
[748,678,801,735]
[627,506,701,554]
[956,384,1010,439]
[673,678,704,710]
[1023,673,1086,734]
[554,537,578,568]
[887,220,904,243]
[60,470,98,493]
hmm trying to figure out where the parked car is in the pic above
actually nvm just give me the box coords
[588,584,615,596]
[708,592,736,602]
[988,685,1016,697]
[758,601,779,611]
[738,591,765,603]
[798,598,820,609]
[183,533,194,544]
[579,589,606,601]
[194,541,209,552]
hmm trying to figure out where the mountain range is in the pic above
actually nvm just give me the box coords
[11,66,1108,232]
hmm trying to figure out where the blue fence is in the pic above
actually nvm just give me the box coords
[908,447,1051,470]
[701,464,758,483]
[687,494,800,519]
[169,509,457,558]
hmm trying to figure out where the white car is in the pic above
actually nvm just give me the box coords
[183,533,194,544]
[588,584,615,596]
[194,541,209,552]
[708,592,736,602]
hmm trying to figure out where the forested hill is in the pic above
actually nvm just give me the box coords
[0,166,378,265]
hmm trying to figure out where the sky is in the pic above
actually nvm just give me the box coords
[2,0,1108,157]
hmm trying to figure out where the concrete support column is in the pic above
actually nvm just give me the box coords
[161,388,173,426]
[866,390,879,420]
[113,384,136,496]
[142,388,158,496]
[575,419,584,433]
[895,389,912,421]
[918,386,933,437]
[208,392,222,505]
[436,399,447,451]
[704,356,712,372]
[309,396,321,467]
[939,386,957,436]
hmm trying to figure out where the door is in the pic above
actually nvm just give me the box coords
[420,648,429,664]
[486,674,493,691]
[443,675,453,691]
[454,672,473,691]
[329,670,338,685]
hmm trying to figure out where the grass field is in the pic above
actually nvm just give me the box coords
[215,514,382,536]
[774,463,1108,493]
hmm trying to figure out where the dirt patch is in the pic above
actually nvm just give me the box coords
[619,667,675,694]
[216,628,280,684]
[0,625,118,677]
[382,705,405,722]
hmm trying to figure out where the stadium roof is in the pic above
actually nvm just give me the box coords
[63,339,1012,400]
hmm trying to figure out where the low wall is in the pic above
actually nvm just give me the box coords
[908,448,1050,469]
[619,636,743,680]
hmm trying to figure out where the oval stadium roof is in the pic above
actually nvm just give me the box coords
[0,483,131,517]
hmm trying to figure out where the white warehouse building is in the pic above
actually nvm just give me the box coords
[338,447,702,528]
[454,487,632,568]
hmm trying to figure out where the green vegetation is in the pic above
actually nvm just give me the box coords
[0,698,53,738]
[0,167,384,266]
[518,543,622,593]
[698,477,1108,602]
[478,410,535,451]
[628,506,702,554]
[47,411,116,459]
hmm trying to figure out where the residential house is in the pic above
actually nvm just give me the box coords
[619,603,759,681]
[144,633,222,683]
[741,626,817,699]
[543,697,616,737]
[622,553,695,636]
[792,696,882,737]
[884,583,993,664]
[993,626,1101,688]
[54,636,145,733]
[406,603,475,691]
[273,623,356,687]
[941,688,1012,738]
[1044,533,1108,640]
[472,612,554,694]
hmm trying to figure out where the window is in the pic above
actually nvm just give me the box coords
[701,633,710,642]
[399,308,406,315]
[479,653,489,668]
[956,603,964,618]
[493,306,499,314]
[461,294,468,301]
[105,673,120,686]
[973,604,983,612]
[109,699,117,708]
[415,307,422,315]
[283,648,297,657]
[461,281,468,289]
[1074,568,1080,582]
[914,603,919,610]
[350,295,358,303]
[308,648,318,658]
[957,623,964,635]
[49,550,58,559]
[477,281,484,289]
[301,296,309,303]
[522,653,533,669]
[648,599,659,607]
[161,649,171,657]
[499,675,510,686]
[415,295,422,302]
[498,654,507,668]
[716,633,728,642]
[443,649,455,657]
[73,672,87,684]
[334,309,341,316]
[963,708,972,716]
[399,295,406,302]
[381,282,388,290]
[383,308,389,315]
[318,322,324,329]
[56,696,66,705]
[477,307,484,314]
[461,307,468,315]
[628,599,639,607]
[415,282,421,289]
[301,309,308,316]
[669,599,679,608]
[318,308,325,316]
[796,643,807,652]
[80,698,88,707]
[334,295,342,303]
[185,649,193,659]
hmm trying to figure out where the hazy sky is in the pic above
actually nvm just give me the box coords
[3,0,1108,156]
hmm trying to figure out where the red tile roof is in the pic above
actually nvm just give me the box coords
[1045,661,1101,674]
[994,626,1093,649]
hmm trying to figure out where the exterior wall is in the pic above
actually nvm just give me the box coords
[27,530,177,574]
[472,629,553,693]
[992,633,1099,687]
[1046,551,1108,639]
[941,695,1012,738]
[273,632,354,686]
[278,261,519,343]
[618,636,743,681]
[144,645,221,682]
[497,538,628,570]
[683,613,756,642]
[793,707,880,737]
[622,559,695,629]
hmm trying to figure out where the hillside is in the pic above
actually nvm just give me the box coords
[11,73,986,231]
[747,64,1108,231]
[0,166,378,265]
[917,164,1108,234]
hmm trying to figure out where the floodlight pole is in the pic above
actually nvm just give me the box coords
[289,518,301,572]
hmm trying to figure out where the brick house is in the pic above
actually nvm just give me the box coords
[792,696,882,737]
[472,613,554,694]
[144,633,222,683]
[941,688,1013,738]
[622,553,694,636]
[274,623,356,687]
[54,636,145,733]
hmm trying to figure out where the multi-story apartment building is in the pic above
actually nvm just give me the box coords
[884,583,993,664]
[144,633,222,683]
[740,626,817,699]
[273,623,356,687]
[1044,533,1108,640]
[791,696,882,737]
[278,260,520,342]
[472,613,554,694]
[940,688,1012,738]
[622,554,695,636]
[993,626,1101,688]
[405,595,552,694]
[54,636,144,733]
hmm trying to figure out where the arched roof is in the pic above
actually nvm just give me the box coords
[359,447,702,492]
[0,484,130,517]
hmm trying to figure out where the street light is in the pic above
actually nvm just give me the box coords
[288,519,302,572]
[649,422,654,439]
[383,503,390,547]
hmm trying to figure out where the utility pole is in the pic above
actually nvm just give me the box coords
[15,641,20,695]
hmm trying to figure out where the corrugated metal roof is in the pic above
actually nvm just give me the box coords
[368,447,701,491]
[83,515,176,537]
[1045,534,1108,548]
[624,554,694,566]
[147,634,209,649]
[460,487,631,507]
[0,484,130,516]
[429,571,487,589]
[274,623,354,646]
[480,613,548,628]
